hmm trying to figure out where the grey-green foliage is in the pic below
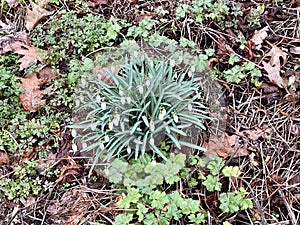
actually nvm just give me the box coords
[72,58,210,165]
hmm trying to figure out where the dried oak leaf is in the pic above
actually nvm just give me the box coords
[19,67,58,112]
[243,127,272,141]
[250,27,269,50]
[204,133,248,158]
[0,32,29,56]
[25,0,53,31]
[262,46,288,88]
[14,42,48,70]
[266,45,287,66]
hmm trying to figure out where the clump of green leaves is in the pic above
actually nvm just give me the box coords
[247,4,265,27]
[126,18,158,39]
[0,54,23,126]
[219,187,253,213]
[189,155,253,214]
[109,153,185,191]
[212,54,262,85]
[0,160,42,202]
[174,0,245,30]
[109,153,207,225]
[32,10,128,64]
[72,59,210,166]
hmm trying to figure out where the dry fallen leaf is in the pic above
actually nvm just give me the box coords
[243,127,272,141]
[215,37,234,60]
[93,65,120,85]
[25,0,53,31]
[250,27,269,50]
[19,67,58,112]
[0,151,10,166]
[15,42,48,70]
[262,61,286,88]
[265,45,287,66]
[262,46,288,88]
[204,133,248,158]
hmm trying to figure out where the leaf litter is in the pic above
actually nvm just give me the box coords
[25,0,53,31]
[19,67,58,112]
[262,45,288,89]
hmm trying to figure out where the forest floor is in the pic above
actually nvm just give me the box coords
[0,0,300,225]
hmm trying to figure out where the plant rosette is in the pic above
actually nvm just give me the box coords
[70,42,224,171]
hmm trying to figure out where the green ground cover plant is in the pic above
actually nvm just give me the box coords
[109,154,252,224]
[1,1,298,224]
[32,10,128,64]
[0,159,41,202]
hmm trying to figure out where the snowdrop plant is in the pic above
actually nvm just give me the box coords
[72,59,210,168]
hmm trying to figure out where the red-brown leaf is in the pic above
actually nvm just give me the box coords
[19,67,58,112]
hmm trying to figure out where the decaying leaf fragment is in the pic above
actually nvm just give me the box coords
[25,0,53,31]
[250,27,269,50]
[0,151,10,166]
[47,188,90,225]
[204,133,248,158]
[262,46,287,88]
[19,67,58,112]
[243,127,272,141]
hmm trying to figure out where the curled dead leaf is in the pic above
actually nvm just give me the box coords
[250,27,269,50]
[215,37,234,61]
[243,127,272,141]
